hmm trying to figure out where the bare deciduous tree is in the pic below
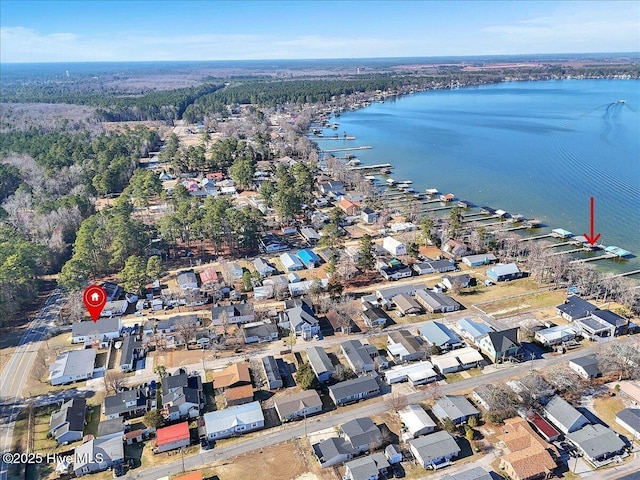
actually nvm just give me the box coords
[386,391,409,412]
[175,317,199,350]
[31,350,48,383]
[104,370,126,394]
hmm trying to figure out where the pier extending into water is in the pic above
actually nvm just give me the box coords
[349,163,394,171]
[322,146,372,153]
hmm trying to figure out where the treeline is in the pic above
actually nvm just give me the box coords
[2,82,225,123]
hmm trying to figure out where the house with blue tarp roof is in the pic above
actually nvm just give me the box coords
[297,249,321,268]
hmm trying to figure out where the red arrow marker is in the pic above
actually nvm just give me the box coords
[83,285,107,322]
[583,196,601,246]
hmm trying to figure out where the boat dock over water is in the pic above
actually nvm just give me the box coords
[322,146,372,153]
[349,163,393,171]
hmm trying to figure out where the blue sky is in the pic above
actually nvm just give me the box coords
[1,1,638,63]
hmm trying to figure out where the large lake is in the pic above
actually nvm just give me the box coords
[319,79,640,275]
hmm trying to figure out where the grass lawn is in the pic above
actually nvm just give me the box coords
[476,290,566,318]
[592,395,626,434]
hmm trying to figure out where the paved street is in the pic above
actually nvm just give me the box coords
[0,290,65,480]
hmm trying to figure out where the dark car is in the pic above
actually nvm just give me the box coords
[200,438,210,450]
[391,464,405,478]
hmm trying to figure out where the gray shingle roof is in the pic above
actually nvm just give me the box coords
[434,395,479,420]
[570,355,601,377]
[408,431,461,463]
[441,466,493,480]
[50,398,86,436]
[274,390,322,419]
[567,424,626,459]
[544,395,589,432]
[616,408,640,433]
[341,417,381,448]
[97,417,124,437]
[329,376,380,401]
[72,317,121,337]
[419,321,462,347]
[307,346,334,376]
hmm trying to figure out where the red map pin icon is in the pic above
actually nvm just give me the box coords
[83,285,107,322]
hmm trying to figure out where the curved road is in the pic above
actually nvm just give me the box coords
[0,290,65,480]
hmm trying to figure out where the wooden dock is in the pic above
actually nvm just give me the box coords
[350,163,393,171]
[548,248,587,256]
[610,269,640,278]
[543,241,574,249]
[519,234,553,242]
[313,136,357,140]
[569,253,617,263]
[322,146,372,153]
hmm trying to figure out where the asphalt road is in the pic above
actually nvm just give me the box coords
[127,336,638,480]
[0,290,65,480]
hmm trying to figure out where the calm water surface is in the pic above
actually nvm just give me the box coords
[320,80,640,274]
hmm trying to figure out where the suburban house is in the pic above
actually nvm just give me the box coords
[382,236,406,256]
[590,310,628,336]
[556,296,597,321]
[161,369,204,421]
[408,431,461,470]
[228,262,244,280]
[119,335,144,373]
[242,322,279,343]
[313,437,356,468]
[260,234,289,254]
[338,199,359,216]
[616,408,640,441]
[340,417,383,453]
[380,265,413,281]
[97,417,124,440]
[199,267,220,288]
[177,271,199,291]
[527,413,561,443]
[318,180,345,195]
[534,324,580,347]
[376,284,418,302]
[211,303,254,326]
[432,395,480,425]
[387,330,424,363]
[307,346,335,383]
[498,417,558,480]
[224,384,254,407]
[254,257,276,277]
[101,300,128,317]
[278,303,320,339]
[543,396,589,434]
[261,355,283,390]
[274,389,323,422]
[461,254,498,267]
[361,302,390,328]
[414,289,460,313]
[392,294,423,315]
[72,317,122,344]
[361,207,378,224]
[48,348,97,386]
[384,361,438,386]
[203,401,264,440]
[441,274,471,290]
[157,315,200,333]
[476,328,520,363]
[155,422,191,453]
[300,226,321,245]
[412,260,456,275]
[398,404,436,439]
[325,309,353,334]
[419,322,463,351]
[329,376,381,406]
[456,318,494,343]
[486,263,523,282]
[431,347,485,374]
[297,248,321,268]
[441,467,493,480]
[341,340,376,374]
[49,398,86,444]
[73,436,124,477]
[344,453,389,480]
[211,363,252,396]
[569,355,602,380]
[103,387,148,420]
[566,423,626,465]
[443,239,469,258]
[280,252,304,271]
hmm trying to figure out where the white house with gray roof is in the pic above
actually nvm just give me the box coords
[419,321,463,351]
[408,431,461,470]
[203,401,264,440]
[278,303,320,339]
[49,348,97,386]
[432,395,480,425]
[340,417,382,453]
[73,436,124,476]
[398,404,436,439]
[566,423,626,464]
[344,453,389,480]
[307,346,335,383]
[72,317,121,344]
[415,289,460,313]
[329,376,381,406]
[341,340,375,374]
[543,395,589,434]
[49,398,86,444]
[274,390,323,422]
[569,355,602,379]
[616,408,640,441]
[261,355,283,390]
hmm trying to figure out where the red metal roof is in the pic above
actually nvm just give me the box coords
[156,421,190,446]
[528,413,560,440]
[199,267,218,284]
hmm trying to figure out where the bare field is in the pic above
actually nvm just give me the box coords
[477,290,567,318]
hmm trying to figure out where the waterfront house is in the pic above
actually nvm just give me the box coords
[387,330,424,363]
[461,253,498,267]
[329,376,381,406]
[408,431,461,470]
[556,296,597,321]
[543,396,589,434]
[155,422,191,453]
[486,263,523,282]
[261,355,283,390]
[476,328,520,363]
[419,321,463,351]
[569,355,602,380]
[341,339,375,374]
[73,437,123,477]
[274,390,323,422]
[203,401,264,440]
[414,289,460,313]
[307,346,335,383]
[49,398,86,444]
[49,348,97,386]
[398,404,436,439]
[432,395,480,425]
[382,236,406,256]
